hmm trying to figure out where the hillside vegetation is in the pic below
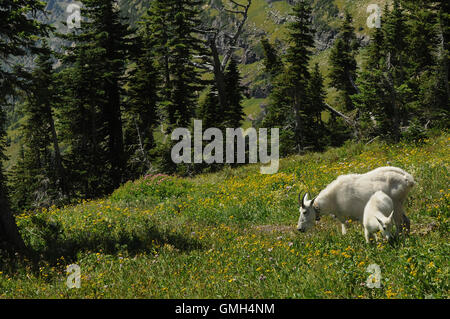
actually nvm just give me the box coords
[1,134,448,298]
[5,0,387,168]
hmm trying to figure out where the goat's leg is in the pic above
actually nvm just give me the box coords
[374,233,379,241]
[394,204,410,236]
[402,213,411,235]
[393,204,404,237]
[364,229,371,243]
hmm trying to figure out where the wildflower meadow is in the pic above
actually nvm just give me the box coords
[1,134,448,299]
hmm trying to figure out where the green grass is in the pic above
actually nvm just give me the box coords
[1,133,448,299]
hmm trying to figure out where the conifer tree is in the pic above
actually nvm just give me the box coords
[144,0,205,129]
[261,38,283,80]
[261,1,320,154]
[166,0,205,127]
[142,0,173,103]
[329,11,359,111]
[401,0,448,127]
[268,0,315,153]
[382,0,410,141]
[61,0,133,193]
[224,58,245,128]
[10,43,66,211]
[58,46,108,197]
[197,86,222,129]
[260,71,297,155]
[124,29,160,178]
[307,63,327,148]
[0,0,50,250]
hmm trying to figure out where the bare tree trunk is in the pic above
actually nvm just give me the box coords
[47,108,66,196]
[438,12,450,102]
[206,0,252,111]
[0,189,26,251]
[386,54,401,142]
[134,117,152,172]
[209,38,228,111]
[293,96,303,152]
[323,102,360,138]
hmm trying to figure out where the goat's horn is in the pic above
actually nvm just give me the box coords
[300,192,307,208]
[298,192,303,206]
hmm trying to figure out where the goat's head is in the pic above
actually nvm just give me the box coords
[297,192,319,232]
[376,210,395,240]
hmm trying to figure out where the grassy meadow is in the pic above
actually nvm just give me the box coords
[0,134,448,299]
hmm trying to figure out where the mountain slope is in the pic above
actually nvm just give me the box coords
[5,0,388,169]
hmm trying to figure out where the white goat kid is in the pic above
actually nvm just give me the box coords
[297,167,415,236]
[363,191,395,243]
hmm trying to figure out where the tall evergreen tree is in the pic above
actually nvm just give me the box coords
[142,0,173,104]
[382,0,411,141]
[0,0,50,250]
[261,1,320,154]
[124,27,160,178]
[61,0,133,194]
[10,43,66,211]
[401,0,448,127]
[59,45,110,198]
[329,11,359,112]
[224,58,245,128]
[167,0,205,127]
[307,63,327,148]
[144,0,205,129]
[197,85,222,129]
[261,38,283,80]
[270,0,316,152]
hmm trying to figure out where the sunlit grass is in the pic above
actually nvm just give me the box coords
[1,133,448,299]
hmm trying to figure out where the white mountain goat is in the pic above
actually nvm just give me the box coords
[363,191,395,243]
[296,167,415,236]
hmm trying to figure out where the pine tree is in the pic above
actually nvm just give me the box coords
[261,38,283,80]
[261,1,318,154]
[144,0,205,129]
[197,86,222,129]
[307,63,327,148]
[10,43,66,211]
[382,0,411,141]
[401,0,449,127]
[124,28,160,179]
[61,0,133,194]
[142,0,173,103]
[0,0,50,250]
[329,11,359,111]
[282,0,316,152]
[224,58,245,128]
[260,71,297,155]
[355,1,413,142]
[365,26,385,70]
[58,45,109,198]
[167,0,205,128]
